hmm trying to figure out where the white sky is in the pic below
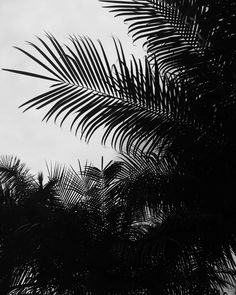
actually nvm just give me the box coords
[0,0,144,175]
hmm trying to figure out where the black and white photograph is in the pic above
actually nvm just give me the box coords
[0,0,236,294]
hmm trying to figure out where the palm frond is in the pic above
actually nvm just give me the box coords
[47,160,107,209]
[98,150,180,229]
[100,1,208,71]
[3,34,198,154]
[100,0,236,137]
[0,156,36,203]
[101,0,236,77]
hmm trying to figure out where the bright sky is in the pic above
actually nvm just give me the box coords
[0,0,144,175]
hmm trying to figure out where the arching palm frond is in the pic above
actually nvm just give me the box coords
[3,34,198,155]
[47,161,100,208]
[98,150,177,229]
[50,160,134,240]
[101,0,236,80]
[101,0,236,142]
[0,156,36,204]
[101,0,207,74]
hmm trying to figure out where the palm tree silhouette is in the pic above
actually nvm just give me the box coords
[3,0,236,294]
[0,156,147,294]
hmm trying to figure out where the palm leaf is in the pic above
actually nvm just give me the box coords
[100,0,236,140]
[101,150,176,226]
[100,1,208,71]
[101,0,236,77]
[0,156,36,203]
[3,34,196,154]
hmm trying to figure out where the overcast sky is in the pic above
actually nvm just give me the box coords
[0,0,144,175]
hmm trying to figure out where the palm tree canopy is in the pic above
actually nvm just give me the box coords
[2,0,236,294]
[1,155,236,294]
